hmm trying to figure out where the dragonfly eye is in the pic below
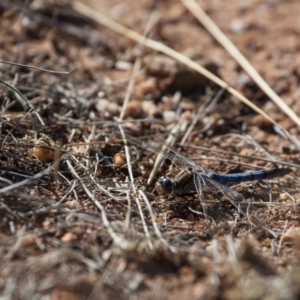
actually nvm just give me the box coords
[187,166,193,173]
[156,176,175,195]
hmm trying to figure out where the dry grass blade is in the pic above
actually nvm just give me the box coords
[119,10,159,121]
[0,79,44,126]
[116,125,137,195]
[182,0,300,128]
[65,159,125,247]
[0,60,74,74]
[138,190,165,242]
[147,122,187,185]
[178,143,299,169]
[0,165,52,194]
[180,88,224,145]
[119,58,142,121]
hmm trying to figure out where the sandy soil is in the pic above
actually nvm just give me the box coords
[1,0,300,299]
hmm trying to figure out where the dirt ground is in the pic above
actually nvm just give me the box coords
[1,0,300,299]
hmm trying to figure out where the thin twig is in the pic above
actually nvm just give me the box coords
[148,122,187,185]
[119,58,142,121]
[0,79,44,125]
[180,88,225,145]
[0,59,74,74]
[65,159,126,247]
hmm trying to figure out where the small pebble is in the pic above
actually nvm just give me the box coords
[279,193,289,201]
[230,18,245,33]
[33,136,62,163]
[114,153,126,166]
[61,232,77,244]
[163,110,177,124]
[135,77,158,95]
[141,100,158,117]
[282,227,300,246]
[124,100,143,118]
[96,98,120,116]
[20,234,37,248]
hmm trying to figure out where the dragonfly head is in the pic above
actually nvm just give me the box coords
[155,176,175,195]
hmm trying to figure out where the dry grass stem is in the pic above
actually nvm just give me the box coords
[182,0,300,128]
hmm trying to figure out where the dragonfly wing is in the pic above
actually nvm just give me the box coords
[112,131,206,172]
[201,175,249,211]
[199,175,278,238]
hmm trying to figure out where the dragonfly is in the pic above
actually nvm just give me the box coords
[156,168,292,196]
[113,132,292,236]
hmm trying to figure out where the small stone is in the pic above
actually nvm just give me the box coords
[33,136,62,163]
[250,115,273,129]
[96,98,120,116]
[124,100,143,118]
[163,110,177,124]
[135,78,158,95]
[113,153,126,167]
[61,232,77,244]
[282,227,300,248]
[230,18,245,33]
[279,193,289,201]
[20,234,37,248]
[141,100,158,117]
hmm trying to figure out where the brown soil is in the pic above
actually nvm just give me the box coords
[1,1,300,299]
